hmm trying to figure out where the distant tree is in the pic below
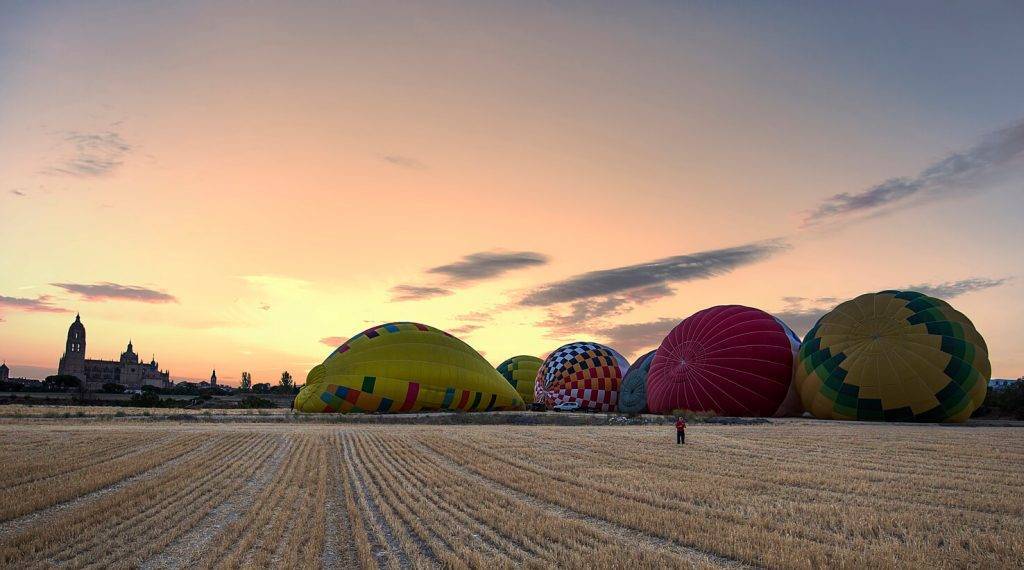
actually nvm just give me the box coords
[102,382,126,393]
[45,375,81,391]
[171,381,201,396]
[251,382,272,394]
[129,392,164,407]
[279,371,293,390]
[977,381,1024,419]
[240,371,252,392]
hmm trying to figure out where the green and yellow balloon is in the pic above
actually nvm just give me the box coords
[795,290,989,422]
[496,355,543,404]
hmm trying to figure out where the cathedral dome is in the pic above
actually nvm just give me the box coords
[68,314,85,335]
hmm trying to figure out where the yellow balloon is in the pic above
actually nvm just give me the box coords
[496,355,543,404]
[295,322,525,413]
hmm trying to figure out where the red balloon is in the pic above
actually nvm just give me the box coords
[647,305,800,417]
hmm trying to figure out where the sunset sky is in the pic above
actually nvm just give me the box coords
[2,1,1023,385]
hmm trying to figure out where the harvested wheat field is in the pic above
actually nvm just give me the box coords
[0,419,1021,569]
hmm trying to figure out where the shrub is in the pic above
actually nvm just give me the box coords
[239,396,276,409]
[976,381,1024,419]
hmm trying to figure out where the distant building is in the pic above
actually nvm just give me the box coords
[0,362,9,383]
[57,314,172,390]
[210,369,217,387]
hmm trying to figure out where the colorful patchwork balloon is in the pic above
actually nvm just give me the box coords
[647,306,801,417]
[535,342,628,411]
[294,322,525,413]
[617,350,656,414]
[795,290,989,422]
[497,355,543,404]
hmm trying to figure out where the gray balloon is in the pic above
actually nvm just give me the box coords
[617,350,656,414]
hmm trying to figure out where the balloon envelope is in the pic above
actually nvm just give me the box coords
[535,342,627,411]
[295,322,525,413]
[647,305,800,417]
[497,355,543,404]
[617,350,656,414]
[795,290,989,422]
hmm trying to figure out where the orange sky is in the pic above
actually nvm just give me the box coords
[2,2,1023,384]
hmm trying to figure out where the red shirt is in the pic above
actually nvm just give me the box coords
[675,419,686,431]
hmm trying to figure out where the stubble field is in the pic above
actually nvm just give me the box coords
[0,419,1021,569]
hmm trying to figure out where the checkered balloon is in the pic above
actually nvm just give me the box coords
[535,341,628,412]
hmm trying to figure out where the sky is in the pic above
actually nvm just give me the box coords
[1,1,1023,385]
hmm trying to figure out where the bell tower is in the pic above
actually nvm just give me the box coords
[58,314,87,381]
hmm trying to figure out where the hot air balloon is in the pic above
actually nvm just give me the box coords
[647,305,801,417]
[617,350,656,414]
[497,355,543,404]
[294,322,525,413]
[535,342,628,411]
[795,290,989,422]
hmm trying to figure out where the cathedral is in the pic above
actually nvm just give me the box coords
[57,314,172,390]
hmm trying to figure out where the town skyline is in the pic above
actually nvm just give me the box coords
[2,2,1024,385]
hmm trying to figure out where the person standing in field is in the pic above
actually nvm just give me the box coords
[675,416,686,444]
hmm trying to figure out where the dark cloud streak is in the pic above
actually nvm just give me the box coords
[42,131,134,178]
[0,294,69,314]
[905,277,1008,299]
[382,154,427,170]
[52,282,177,303]
[428,251,549,283]
[521,241,786,306]
[389,284,453,302]
[803,119,1024,225]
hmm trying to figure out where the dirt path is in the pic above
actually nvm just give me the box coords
[342,432,411,569]
[138,434,290,569]
[416,441,757,570]
[0,435,223,538]
[321,434,357,569]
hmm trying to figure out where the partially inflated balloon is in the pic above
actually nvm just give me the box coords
[295,322,525,413]
[617,350,655,414]
[647,306,801,417]
[497,355,543,404]
[534,342,628,411]
[796,291,989,422]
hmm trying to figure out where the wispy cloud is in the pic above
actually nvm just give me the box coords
[447,324,481,335]
[776,278,1009,336]
[802,119,1024,226]
[428,251,549,283]
[382,154,427,170]
[389,284,453,302]
[905,277,1009,299]
[774,296,839,336]
[456,311,493,322]
[319,336,348,347]
[521,241,787,307]
[52,282,177,303]
[0,294,69,314]
[593,318,678,357]
[537,285,675,338]
[42,130,134,178]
